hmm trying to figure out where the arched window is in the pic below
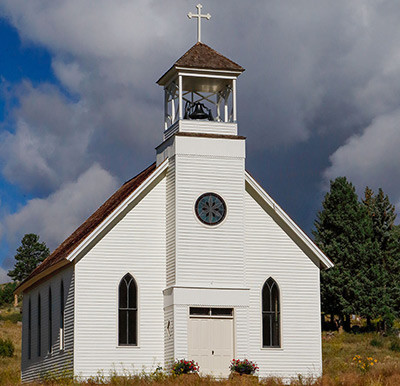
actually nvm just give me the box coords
[118,273,137,346]
[60,281,64,350]
[262,277,280,347]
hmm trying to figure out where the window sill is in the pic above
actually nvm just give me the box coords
[260,347,284,351]
[116,345,140,349]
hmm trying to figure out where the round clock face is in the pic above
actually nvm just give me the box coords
[195,193,226,225]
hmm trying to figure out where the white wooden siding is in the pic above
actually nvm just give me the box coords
[21,267,74,382]
[234,307,249,360]
[244,186,322,379]
[166,156,176,287]
[174,305,189,360]
[174,136,246,288]
[164,305,174,368]
[74,175,166,378]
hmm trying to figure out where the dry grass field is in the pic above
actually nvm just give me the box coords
[1,306,400,385]
[0,308,21,385]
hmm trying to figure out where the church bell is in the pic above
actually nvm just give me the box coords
[184,101,214,121]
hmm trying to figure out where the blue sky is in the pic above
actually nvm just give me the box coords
[0,20,50,276]
[1,1,400,283]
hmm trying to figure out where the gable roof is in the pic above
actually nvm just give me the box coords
[175,42,244,71]
[245,171,334,270]
[16,162,158,294]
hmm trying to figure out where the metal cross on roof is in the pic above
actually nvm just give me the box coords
[187,4,211,43]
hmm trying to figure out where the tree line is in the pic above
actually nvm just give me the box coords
[314,177,400,331]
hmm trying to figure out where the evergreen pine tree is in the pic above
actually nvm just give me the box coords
[313,177,375,330]
[362,188,400,329]
[0,282,17,306]
[8,234,50,282]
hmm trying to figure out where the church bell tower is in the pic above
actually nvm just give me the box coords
[156,4,247,293]
[156,5,244,143]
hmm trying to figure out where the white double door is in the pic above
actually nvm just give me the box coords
[188,316,234,377]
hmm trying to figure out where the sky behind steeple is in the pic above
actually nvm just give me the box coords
[1,1,400,282]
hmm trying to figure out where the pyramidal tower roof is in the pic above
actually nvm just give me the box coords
[157,42,244,85]
[175,42,244,71]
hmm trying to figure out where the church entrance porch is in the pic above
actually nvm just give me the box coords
[188,307,234,377]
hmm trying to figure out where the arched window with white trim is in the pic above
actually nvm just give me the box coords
[262,277,280,347]
[118,273,137,346]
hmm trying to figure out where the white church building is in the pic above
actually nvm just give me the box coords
[16,6,333,382]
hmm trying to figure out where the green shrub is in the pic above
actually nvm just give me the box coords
[0,312,22,324]
[370,337,384,347]
[0,282,17,307]
[389,338,400,352]
[0,338,14,357]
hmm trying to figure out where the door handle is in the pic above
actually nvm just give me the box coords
[212,350,214,355]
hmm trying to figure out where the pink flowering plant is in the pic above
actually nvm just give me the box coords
[172,359,199,375]
[230,359,258,375]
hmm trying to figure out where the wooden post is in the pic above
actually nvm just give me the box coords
[232,79,237,122]
[164,88,168,130]
[171,97,175,124]
[178,75,183,120]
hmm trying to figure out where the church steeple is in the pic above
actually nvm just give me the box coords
[157,5,244,140]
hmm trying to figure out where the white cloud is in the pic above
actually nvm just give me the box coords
[0,82,95,194]
[2,0,400,151]
[0,267,10,284]
[2,163,119,252]
[324,108,400,202]
[2,0,400,263]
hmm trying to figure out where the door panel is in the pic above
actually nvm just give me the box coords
[188,317,234,377]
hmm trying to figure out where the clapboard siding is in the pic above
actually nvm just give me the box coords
[166,156,176,287]
[174,305,189,360]
[21,267,74,382]
[164,306,174,368]
[74,176,166,378]
[234,307,249,360]
[244,187,322,378]
[175,153,245,287]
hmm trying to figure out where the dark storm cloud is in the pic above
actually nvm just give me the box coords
[1,0,400,257]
